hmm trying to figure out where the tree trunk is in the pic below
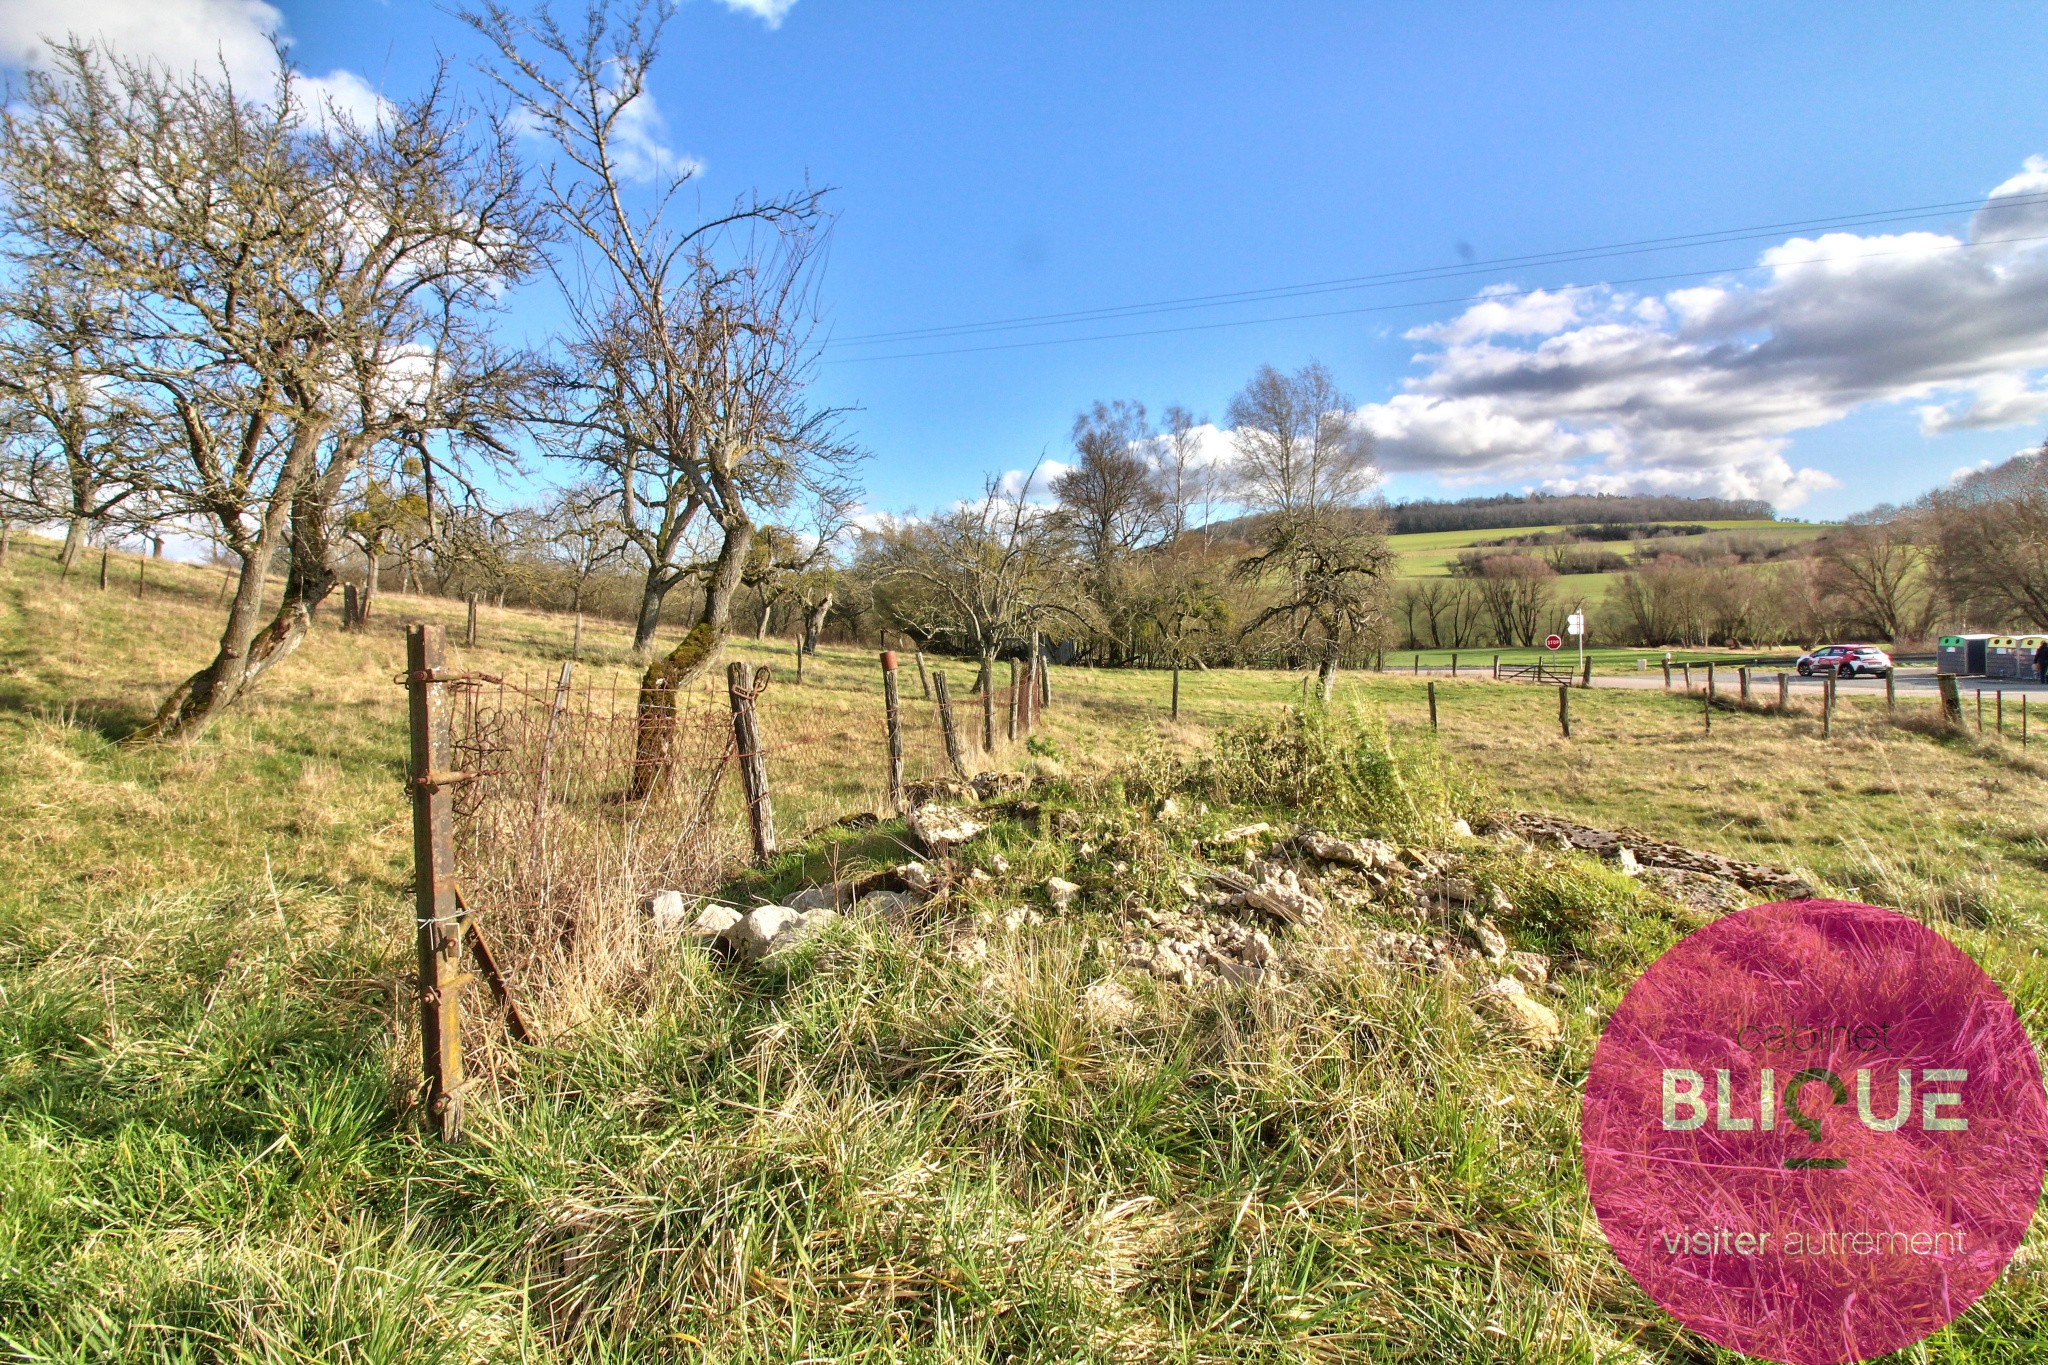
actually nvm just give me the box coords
[361,555,377,624]
[59,514,88,575]
[631,560,682,654]
[630,520,755,798]
[802,593,833,655]
[756,598,773,639]
[138,422,329,741]
[1316,634,1340,702]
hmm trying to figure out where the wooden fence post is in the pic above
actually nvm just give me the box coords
[1492,654,1501,680]
[1998,690,2005,736]
[1171,665,1181,720]
[1778,671,1789,710]
[2024,696,2029,750]
[1886,670,1895,715]
[1706,663,1716,700]
[1937,674,1964,729]
[343,582,360,630]
[914,646,932,700]
[1427,680,1438,732]
[1823,677,1834,739]
[728,662,777,860]
[1682,662,1692,692]
[1581,656,1592,688]
[1007,659,1020,740]
[1738,666,1750,704]
[1038,644,1051,707]
[982,667,997,753]
[465,593,478,647]
[1976,688,1984,736]
[1450,653,1458,678]
[406,624,466,1142]
[1558,683,1571,739]
[1704,685,1712,735]
[933,670,969,777]
[1663,657,1672,689]
[880,652,904,811]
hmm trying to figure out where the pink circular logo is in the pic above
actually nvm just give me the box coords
[1583,899,2048,1364]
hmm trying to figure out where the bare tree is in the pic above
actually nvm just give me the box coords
[1814,520,1934,642]
[1236,514,1396,699]
[1473,556,1558,647]
[543,483,628,657]
[0,44,542,738]
[1225,361,1375,525]
[1153,403,1213,544]
[466,1,856,703]
[0,271,158,573]
[1921,448,2048,630]
[863,465,1083,681]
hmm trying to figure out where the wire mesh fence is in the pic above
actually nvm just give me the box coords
[404,631,1052,1134]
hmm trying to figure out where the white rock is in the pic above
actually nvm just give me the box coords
[1450,818,1475,839]
[1615,847,1641,876]
[893,862,939,896]
[1211,822,1274,846]
[688,904,743,941]
[1157,797,1183,819]
[726,905,801,961]
[1045,876,1080,909]
[1462,912,1509,963]
[1507,950,1550,987]
[766,908,838,957]
[643,889,692,931]
[1080,976,1140,1027]
[909,803,987,854]
[1239,868,1326,926]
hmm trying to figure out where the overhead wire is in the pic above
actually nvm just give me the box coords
[824,190,2048,363]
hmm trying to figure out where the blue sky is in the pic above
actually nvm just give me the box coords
[13,0,2048,521]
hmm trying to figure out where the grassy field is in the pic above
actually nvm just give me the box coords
[4,536,2045,1362]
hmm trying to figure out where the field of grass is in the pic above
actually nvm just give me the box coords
[4,535,2046,1362]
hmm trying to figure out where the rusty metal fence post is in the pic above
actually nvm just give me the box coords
[881,651,905,811]
[406,624,467,1142]
[728,661,777,860]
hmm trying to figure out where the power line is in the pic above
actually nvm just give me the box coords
[826,224,2048,365]
[825,190,2048,356]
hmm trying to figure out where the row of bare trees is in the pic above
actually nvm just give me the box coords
[0,1,856,740]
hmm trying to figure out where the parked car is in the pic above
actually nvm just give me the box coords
[1796,644,1893,678]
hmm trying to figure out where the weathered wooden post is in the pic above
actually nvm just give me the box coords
[465,593,478,647]
[1682,662,1692,692]
[981,668,997,753]
[933,670,969,777]
[343,583,361,630]
[1427,680,1438,732]
[1738,666,1750,704]
[1938,673,1964,729]
[1663,657,1672,689]
[1998,690,2005,736]
[1976,688,1984,735]
[1171,664,1182,720]
[1706,663,1716,701]
[97,546,108,591]
[1886,669,1896,715]
[728,661,777,860]
[1704,685,1712,735]
[1582,656,1592,688]
[1558,683,1571,739]
[913,645,932,701]
[880,652,905,811]
[1492,654,1501,680]
[406,624,466,1142]
[136,554,147,599]
[1007,659,1021,741]
[1037,641,1051,707]
[1823,677,1834,739]
[1778,671,1789,710]
[1413,655,1420,675]
[1450,653,1458,678]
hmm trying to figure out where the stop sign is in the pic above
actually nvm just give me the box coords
[1545,634,1562,650]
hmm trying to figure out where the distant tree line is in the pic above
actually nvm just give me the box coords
[1382,492,1775,536]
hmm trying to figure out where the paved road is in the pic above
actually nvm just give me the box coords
[1405,664,2048,697]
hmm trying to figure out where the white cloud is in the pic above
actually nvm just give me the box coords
[996,460,1071,500]
[715,0,798,29]
[0,0,283,87]
[0,0,391,122]
[606,86,702,183]
[1352,157,2048,509]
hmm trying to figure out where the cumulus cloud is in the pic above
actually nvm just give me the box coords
[0,0,391,121]
[715,0,799,28]
[1354,158,2048,508]
[996,460,1072,500]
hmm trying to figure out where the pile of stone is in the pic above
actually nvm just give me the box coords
[1119,900,1277,987]
[1494,812,1812,898]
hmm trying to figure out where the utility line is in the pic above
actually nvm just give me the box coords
[826,224,2048,365]
[825,190,2048,356]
